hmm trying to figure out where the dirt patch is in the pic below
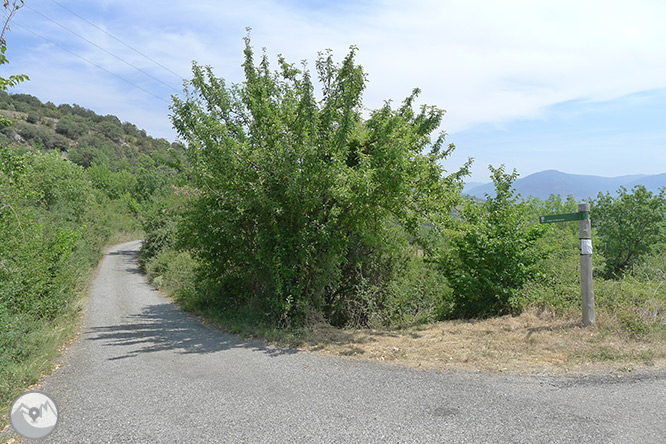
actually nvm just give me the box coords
[297,310,666,376]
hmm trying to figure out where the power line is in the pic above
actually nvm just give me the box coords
[24,4,181,93]
[13,21,170,104]
[49,0,185,84]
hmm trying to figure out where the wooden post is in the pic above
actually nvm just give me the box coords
[578,203,595,326]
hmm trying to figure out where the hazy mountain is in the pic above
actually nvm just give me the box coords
[462,182,486,194]
[627,173,666,191]
[465,170,666,201]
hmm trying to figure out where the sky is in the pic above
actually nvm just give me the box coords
[4,0,666,182]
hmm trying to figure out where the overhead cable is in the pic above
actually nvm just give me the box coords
[49,0,185,83]
[13,21,170,104]
[25,4,180,93]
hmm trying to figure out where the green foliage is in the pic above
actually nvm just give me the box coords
[0,148,95,319]
[87,163,137,200]
[506,195,665,338]
[95,119,124,143]
[169,35,468,326]
[0,148,99,406]
[591,185,666,278]
[508,194,587,313]
[439,166,546,317]
[593,260,666,338]
[23,150,93,218]
[0,92,187,179]
[0,130,177,411]
[138,193,184,272]
[145,249,197,299]
[56,114,89,139]
[324,226,451,328]
[26,111,40,124]
[0,78,185,419]
[14,121,70,151]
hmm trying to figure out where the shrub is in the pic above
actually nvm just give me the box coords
[145,248,197,297]
[56,114,88,140]
[138,191,186,271]
[26,112,40,124]
[95,120,124,143]
[170,35,468,326]
[591,185,666,278]
[439,166,546,318]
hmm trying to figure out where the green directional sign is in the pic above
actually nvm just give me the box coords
[539,211,589,224]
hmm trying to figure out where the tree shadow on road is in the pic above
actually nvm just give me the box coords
[87,302,299,361]
[91,247,299,361]
[107,247,143,275]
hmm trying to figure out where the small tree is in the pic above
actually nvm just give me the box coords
[440,165,546,318]
[170,34,470,325]
[592,185,666,278]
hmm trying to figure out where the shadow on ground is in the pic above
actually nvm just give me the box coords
[90,248,298,361]
[108,247,143,275]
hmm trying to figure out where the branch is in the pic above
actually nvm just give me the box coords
[1,195,26,244]
[1,1,24,46]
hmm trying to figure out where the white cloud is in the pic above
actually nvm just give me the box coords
[7,0,666,145]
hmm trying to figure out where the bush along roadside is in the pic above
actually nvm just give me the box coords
[0,134,180,427]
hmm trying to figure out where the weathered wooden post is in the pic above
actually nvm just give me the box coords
[578,203,594,326]
[539,203,595,326]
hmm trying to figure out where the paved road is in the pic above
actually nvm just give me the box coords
[6,241,666,443]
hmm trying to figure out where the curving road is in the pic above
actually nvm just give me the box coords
[7,241,666,443]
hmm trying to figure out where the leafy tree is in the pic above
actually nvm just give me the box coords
[22,150,93,220]
[439,166,546,318]
[170,35,469,325]
[68,134,116,167]
[592,185,666,278]
[87,163,137,200]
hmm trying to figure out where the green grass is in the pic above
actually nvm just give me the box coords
[0,268,90,432]
[183,303,308,348]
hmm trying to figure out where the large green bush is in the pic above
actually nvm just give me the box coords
[170,36,469,326]
[55,114,89,139]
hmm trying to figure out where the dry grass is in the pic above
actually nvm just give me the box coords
[297,309,666,376]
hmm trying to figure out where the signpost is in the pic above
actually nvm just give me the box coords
[539,203,595,326]
[539,211,589,224]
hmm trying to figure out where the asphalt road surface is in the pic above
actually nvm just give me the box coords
[7,241,666,443]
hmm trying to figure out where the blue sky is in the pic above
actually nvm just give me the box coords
[4,0,666,181]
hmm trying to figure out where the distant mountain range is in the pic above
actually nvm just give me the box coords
[463,170,666,201]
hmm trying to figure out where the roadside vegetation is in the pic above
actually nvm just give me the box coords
[139,36,665,372]
[0,92,185,427]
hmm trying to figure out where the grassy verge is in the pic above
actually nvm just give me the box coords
[156,283,665,376]
[0,272,90,435]
[0,237,140,436]
[143,246,665,376]
[296,308,665,375]
[160,297,666,376]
